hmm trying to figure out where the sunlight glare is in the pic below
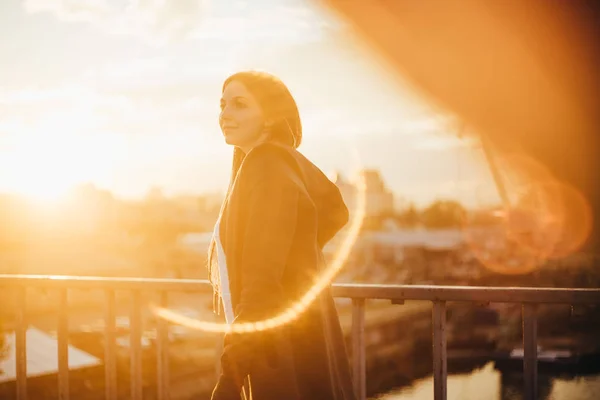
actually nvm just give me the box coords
[3,109,121,203]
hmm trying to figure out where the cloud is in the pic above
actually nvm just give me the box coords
[0,82,218,144]
[22,0,340,45]
[23,0,210,44]
[411,135,478,151]
[0,85,132,114]
[24,0,113,21]
[83,57,169,81]
[193,4,341,44]
[0,84,137,139]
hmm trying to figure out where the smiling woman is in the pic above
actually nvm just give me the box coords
[0,112,122,203]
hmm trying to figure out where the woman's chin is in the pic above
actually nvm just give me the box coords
[224,134,237,146]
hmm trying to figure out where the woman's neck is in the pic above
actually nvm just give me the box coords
[239,134,271,154]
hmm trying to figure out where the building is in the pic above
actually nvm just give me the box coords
[332,169,394,218]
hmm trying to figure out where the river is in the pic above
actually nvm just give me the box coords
[377,363,600,400]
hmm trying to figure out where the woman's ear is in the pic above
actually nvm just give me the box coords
[262,119,276,138]
[264,119,275,130]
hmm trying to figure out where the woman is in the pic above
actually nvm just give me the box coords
[208,71,357,400]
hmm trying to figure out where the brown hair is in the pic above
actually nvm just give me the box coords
[207,71,302,309]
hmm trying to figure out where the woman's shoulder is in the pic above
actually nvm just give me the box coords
[246,142,295,162]
[241,143,298,177]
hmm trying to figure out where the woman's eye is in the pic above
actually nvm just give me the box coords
[235,100,246,109]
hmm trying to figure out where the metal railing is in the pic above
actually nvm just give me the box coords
[1,274,600,400]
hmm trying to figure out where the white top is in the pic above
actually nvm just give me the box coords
[213,218,234,324]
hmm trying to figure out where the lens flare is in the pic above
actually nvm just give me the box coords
[463,152,594,275]
[545,181,594,259]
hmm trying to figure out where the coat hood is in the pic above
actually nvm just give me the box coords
[252,143,349,248]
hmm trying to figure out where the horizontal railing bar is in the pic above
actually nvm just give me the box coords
[1,275,600,304]
[332,284,600,304]
[0,275,213,292]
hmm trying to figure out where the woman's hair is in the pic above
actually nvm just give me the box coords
[207,71,302,310]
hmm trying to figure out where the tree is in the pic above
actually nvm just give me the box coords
[395,202,420,228]
[421,199,466,229]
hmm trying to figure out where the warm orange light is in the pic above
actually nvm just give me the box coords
[462,152,594,275]
[2,110,118,203]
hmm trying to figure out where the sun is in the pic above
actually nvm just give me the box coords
[7,153,81,203]
[5,140,88,203]
[2,109,119,203]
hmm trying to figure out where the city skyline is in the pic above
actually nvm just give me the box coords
[0,0,500,208]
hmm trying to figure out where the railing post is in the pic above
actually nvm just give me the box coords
[352,298,366,400]
[16,287,28,400]
[215,308,223,380]
[432,301,447,400]
[523,304,538,400]
[104,290,118,400]
[130,290,143,400]
[58,288,70,400]
[157,291,170,400]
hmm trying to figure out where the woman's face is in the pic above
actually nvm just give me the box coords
[219,80,268,152]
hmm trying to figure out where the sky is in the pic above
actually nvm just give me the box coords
[0,0,500,208]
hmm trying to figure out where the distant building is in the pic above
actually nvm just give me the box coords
[332,169,394,218]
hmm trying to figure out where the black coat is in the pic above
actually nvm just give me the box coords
[211,143,357,400]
